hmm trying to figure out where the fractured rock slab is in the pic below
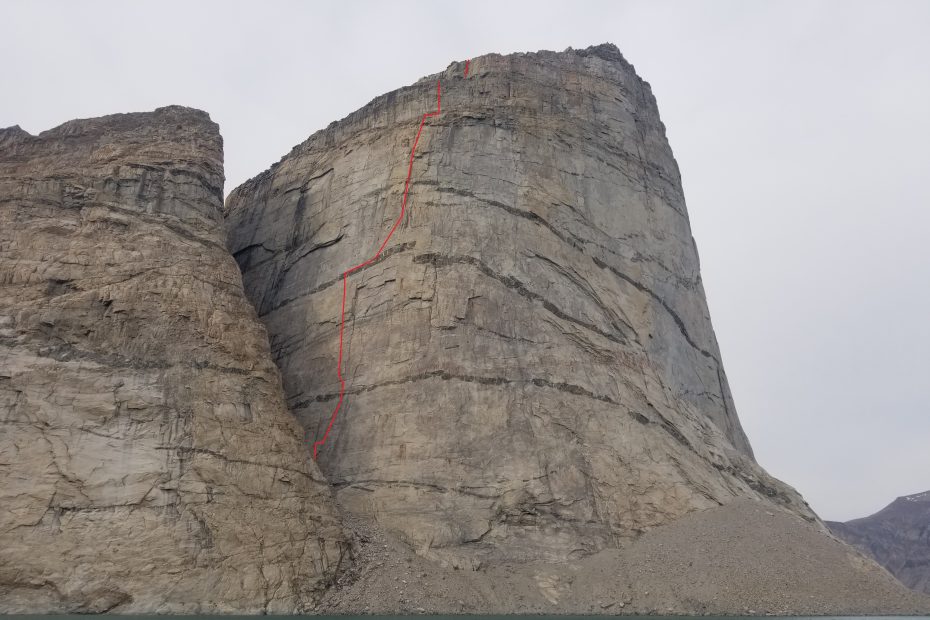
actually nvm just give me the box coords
[0,106,347,613]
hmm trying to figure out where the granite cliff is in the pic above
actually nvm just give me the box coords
[829,490,930,595]
[2,43,928,615]
[0,107,346,613]
[225,44,814,567]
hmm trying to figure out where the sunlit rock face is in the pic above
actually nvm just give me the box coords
[0,106,347,613]
[225,44,815,568]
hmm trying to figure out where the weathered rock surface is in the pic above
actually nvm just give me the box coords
[320,499,930,615]
[225,44,816,568]
[828,490,930,595]
[0,107,347,613]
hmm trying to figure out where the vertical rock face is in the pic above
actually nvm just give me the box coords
[828,490,930,595]
[225,45,815,567]
[0,107,346,613]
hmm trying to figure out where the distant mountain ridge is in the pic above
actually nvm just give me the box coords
[828,490,930,595]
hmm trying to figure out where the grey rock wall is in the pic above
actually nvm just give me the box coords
[0,107,347,613]
[225,44,816,568]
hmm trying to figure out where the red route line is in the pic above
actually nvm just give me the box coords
[312,70,459,459]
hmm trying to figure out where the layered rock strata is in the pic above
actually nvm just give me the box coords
[225,44,816,567]
[0,107,346,613]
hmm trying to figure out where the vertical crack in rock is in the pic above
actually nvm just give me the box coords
[226,45,814,566]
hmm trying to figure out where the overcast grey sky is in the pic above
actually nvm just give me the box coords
[2,0,927,522]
